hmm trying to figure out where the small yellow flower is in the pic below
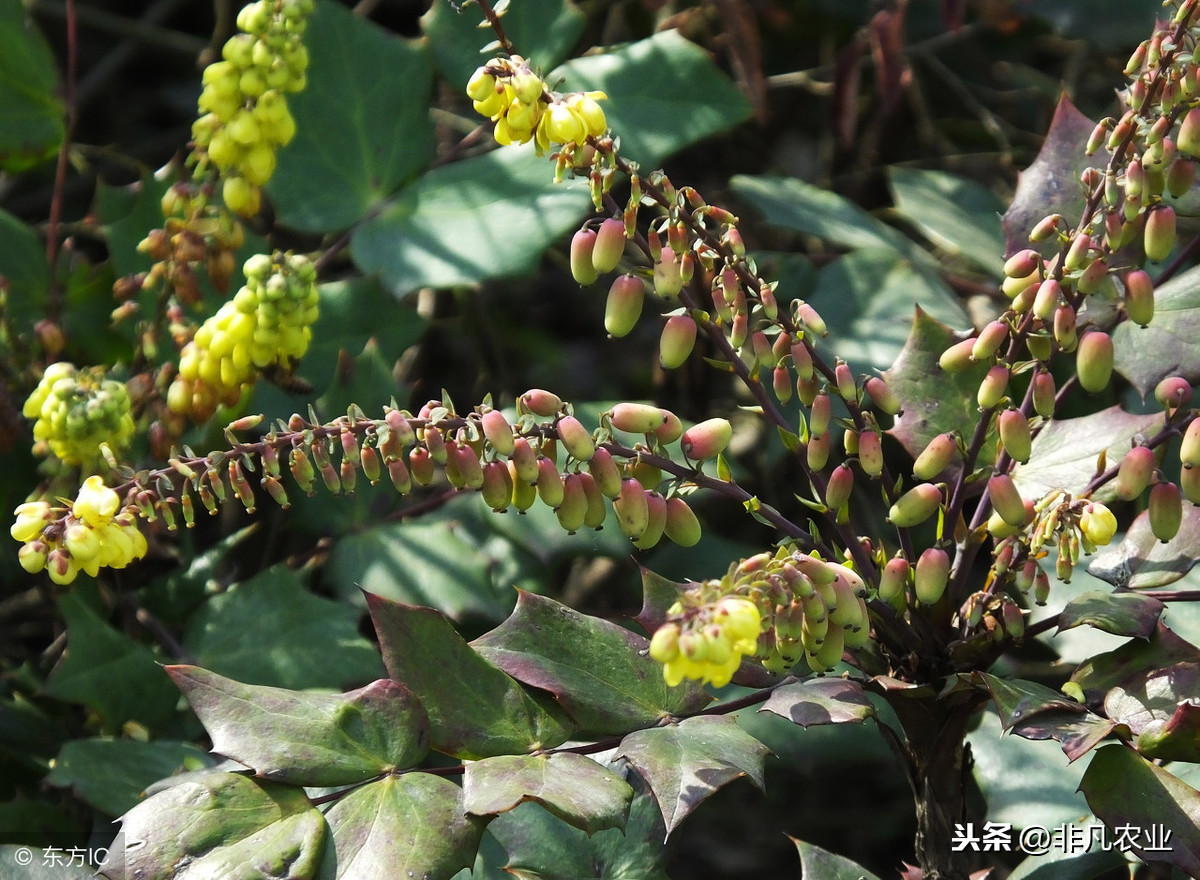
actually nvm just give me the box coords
[73,476,120,528]
[11,501,52,543]
[1079,502,1118,546]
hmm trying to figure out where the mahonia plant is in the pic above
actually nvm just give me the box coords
[12,1,1200,878]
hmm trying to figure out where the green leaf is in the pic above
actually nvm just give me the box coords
[463,752,633,834]
[883,307,994,466]
[368,594,575,760]
[0,0,64,171]
[792,838,883,880]
[112,772,325,880]
[807,248,969,374]
[0,208,48,309]
[1072,622,1200,703]
[731,174,926,261]
[422,0,585,93]
[1010,407,1165,505]
[1057,591,1164,638]
[44,738,210,816]
[316,773,483,880]
[351,144,592,296]
[488,778,669,880]
[976,673,1086,730]
[887,166,1007,277]
[1008,709,1117,763]
[1112,264,1200,396]
[1001,95,1096,255]
[759,678,876,728]
[634,566,687,637]
[167,666,430,786]
[1079,745,1200,876]
[1138,699,1200,762]
[553,31,753,168]
[616,715,769,835]
[44,591,178,730]
[1090,505,1200,589]
[182,566,383,690]
[472,591,711,735]
[268,1,434,232]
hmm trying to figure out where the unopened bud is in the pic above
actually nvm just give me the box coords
[878,557,910,606]
[834,361,856,401]
[973,320,1010,361]
[1123,269,1155,327]
[535,456,564,508]
[796,302,827,336]
[977,365,1009,409]
[939,337,977,373]
[591,218,626,273]
[773,366,793,404]
[1053,304,1077,352]
[858,430,883,477]
[604,274,644,337]
[825,464,854,509]
[555,473,587,532]
[806,431,830,471]
[681,418,733,461]
[1117,445,1156,499]
[1004,248,1041,278]
[1029,214,1062,242]
[1076,331,1114,393]
[480,460,514,511]
[888,482,942,528]
[608,403,668,435]
[587,446,623,498]
[570,228,598,285]
[998,410,1032,463]
[913,432,957,480]
[409,446,436,485]
[1032,370,1057,418]
[1145,205,1177,262]
[663,495,702,546]
[914,547,950,605]
[659,315,697,369]
[1149,481,1183,542]
[653,252,683,299]
[520,388,563,417]
[480,409,515,456]
[556,415,596,461]
[988,474,1027,527]
[1032,279,1062,322]
[613,477,649,538]
[1064,233,1092,272]
[865,376,900,415]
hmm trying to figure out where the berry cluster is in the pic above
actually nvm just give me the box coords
[11,476,147,585]
[168,251,319,422]
[23,364,135,468]
[192,0,313,216]
[467,56,607,151]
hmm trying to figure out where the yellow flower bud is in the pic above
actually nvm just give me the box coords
[1079,502,1117,547]
[73,476,120,527]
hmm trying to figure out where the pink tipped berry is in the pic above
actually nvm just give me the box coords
[680,418,733,461]
[590,218,626,274]
[520,388,563,417]
[608,402,669,435]
[1076,331,1114,393]
[1117,446,1156,499]
[998,410,1032,464]
[659,315,697,369]
[914,548,950,605]
[1032,370,1056,418]
[570,229,599,285]
[888,482,942,528]
[663,496,702,547]
[604,275,645,338]
[1149,481,1183,542]
[556,415,596,462]
[1144,206,1176,262]
[613,477,649,539]
[988,474,1027,527]
[977,365,1010,410]
[1123,269,1155,327]
[913,432,957,481]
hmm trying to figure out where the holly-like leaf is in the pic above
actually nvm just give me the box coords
[1112,264,1200,396]
[1071,622,1200,703]
[1138,699,1200,762]
[368,594,574,760]
[1001,95,1097,255]
[634,566,687,636]
[888,166,1007,276]
[471,591,711,735]
[792,838,884,880]
[0,1,64,171]
[615,715,769,835]
[553,30,753,169]
[759,677,877,728]
[883,307,993,466]
[976,672,1085,730]
[463,752,633,835]
[1010,407,1164,505]
[1057,591,1164,638]
[315,773,483,880]
[167,666,430,786]
[44,738,210,816]
[351,144,592,297]
[487,777,669,880]
[45,591,178,730]
[1102,661,1200,736]
[808,248,970,375]
[1079,745,1200,876]
[106,772,325,880]
[268,1,434,232]
[183,566,383,691]
[1009,709,1117,763]
[1089,506,1200,589]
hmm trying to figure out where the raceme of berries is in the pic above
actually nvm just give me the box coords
[467,56,607,151]
[168,251,319,422]
[11,476,148,585]
[23,363,135,468]
[192,0,314,215]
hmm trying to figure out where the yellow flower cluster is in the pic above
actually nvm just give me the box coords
[649,597,762,688]
[466,57,607,150]
[191,0,314,215]
[11,476,147,585]
[168,251,319,423]
[23,363,135,467]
